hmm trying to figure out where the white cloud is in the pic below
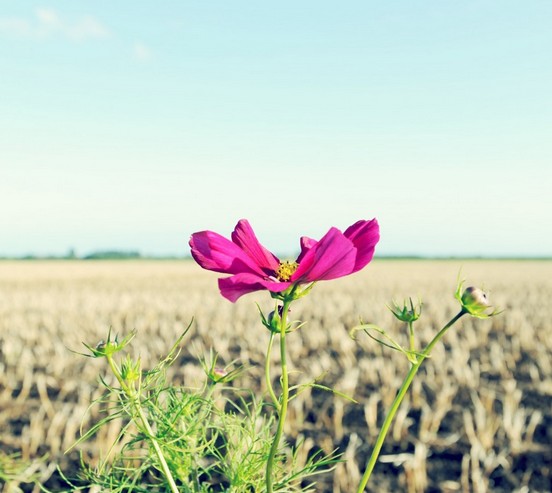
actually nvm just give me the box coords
[35,8,61,29]
[133,42,153,62]
[0,8,110,41]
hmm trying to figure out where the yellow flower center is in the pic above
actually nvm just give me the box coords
[276,260,298,281]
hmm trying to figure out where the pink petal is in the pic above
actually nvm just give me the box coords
[189,231,265,276]
[292,227,357,282]
[296,236,317,263]
[218,273,292,302]
[343,219,380,272]
[231,219,280,273]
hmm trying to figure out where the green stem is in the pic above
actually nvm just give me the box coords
[408,321,415,353]
[265,331,280,411]
[266,299,292,493]
[107,356,180,493]
[356,310,465,493]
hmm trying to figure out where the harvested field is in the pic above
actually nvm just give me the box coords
[0,259,551,492]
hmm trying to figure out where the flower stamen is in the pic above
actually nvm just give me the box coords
[276,260,298,281]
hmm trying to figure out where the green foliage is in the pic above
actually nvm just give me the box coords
[64,328,338,492]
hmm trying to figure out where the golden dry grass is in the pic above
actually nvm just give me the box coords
[0,259,551,492]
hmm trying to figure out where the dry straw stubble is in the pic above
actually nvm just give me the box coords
[0,259,550,492]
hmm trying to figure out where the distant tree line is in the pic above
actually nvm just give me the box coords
[82,250,142,260]
[1,250,143,260]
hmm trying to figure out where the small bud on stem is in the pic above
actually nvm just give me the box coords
[455,281,500,318]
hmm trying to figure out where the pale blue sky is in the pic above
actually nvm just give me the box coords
[1,1,551,257]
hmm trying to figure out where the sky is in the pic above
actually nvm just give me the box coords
[1,1,551,258]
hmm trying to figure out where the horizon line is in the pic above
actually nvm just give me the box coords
[1,253,550,261]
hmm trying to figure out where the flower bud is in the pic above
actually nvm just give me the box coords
[82,330,137,358]
[266,310,282,333]
[94,339,118,355]
[210,367,228,383]
[207,364,244,384]
[462,286,490,309]
[455,281,499,318]
[388,298,422,323]
[257,304,283,333]
[201,349,245,385]
[120,355,141,384]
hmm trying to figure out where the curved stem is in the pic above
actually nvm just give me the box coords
[356,310,465,493]
[107,356,180,493]
[265,331,280,411]
[266,299,292,493]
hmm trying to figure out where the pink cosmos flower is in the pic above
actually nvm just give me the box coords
[189,218,380,302]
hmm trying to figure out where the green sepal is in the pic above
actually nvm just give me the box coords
[79,328,137,358]
[388,297,422,323]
